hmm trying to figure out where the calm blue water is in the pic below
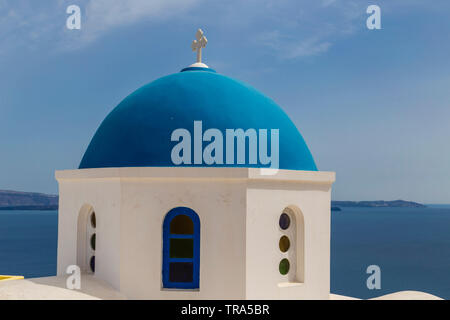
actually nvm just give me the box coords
[331,206,450,299]
[1,208,450,299]
[0,211,57,278]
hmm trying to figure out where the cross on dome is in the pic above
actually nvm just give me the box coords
[190,29,208,68]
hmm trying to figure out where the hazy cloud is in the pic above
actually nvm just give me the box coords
[256,30,332,59]
[0,0,203,53]
[252,0,362,59]
[0,0,437,57]
[78,0,202,45]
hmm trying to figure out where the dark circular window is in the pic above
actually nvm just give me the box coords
[279,236,290,253]
[90,256,95,273]
[279,213,291,230]
[279,258,290,275]
[90,212,96,229]
[90,233,96,251]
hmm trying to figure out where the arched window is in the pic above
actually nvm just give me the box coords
[77,204,96,274]
[88,211,96,273]
[278,206,304,283]
[162,207,200,289]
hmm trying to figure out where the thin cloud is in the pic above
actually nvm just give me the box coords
[0,0,203,53]
[252,0,362,59]
[256,30,332,59]
[0,0,440,57]
[77,0,203,46]
[287,39,332,59]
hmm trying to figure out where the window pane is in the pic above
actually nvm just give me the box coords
[279,258,290,275]
[279,213,291,230]
[170,214,194,234]
[170,238,194,258]
[90,256,95,273]
[90,212,96,228]
[169,262,193,283]
[279,235,290,252]
[90,233,96,251]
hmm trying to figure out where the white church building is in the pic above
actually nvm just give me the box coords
[54,30,336,300]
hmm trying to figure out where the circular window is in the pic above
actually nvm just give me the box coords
[90,256,95,273]
[90,233,96,251]
[279,236,290,253]
[279,258,290,275]
[90,212,96,229]
[279,213,291,230]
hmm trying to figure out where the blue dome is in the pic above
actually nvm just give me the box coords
[79,67,317,171]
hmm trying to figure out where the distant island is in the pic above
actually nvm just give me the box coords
[0,190,58,211]
[331,200,426,210]
[0,189,427,212]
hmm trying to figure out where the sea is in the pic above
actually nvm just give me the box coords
[0,206,450,299]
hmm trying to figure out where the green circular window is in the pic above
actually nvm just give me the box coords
[279,213,290,230]
[279,236,290,252]
[279,258,290,275]
[90,212,96,229]
[90,233,96,251]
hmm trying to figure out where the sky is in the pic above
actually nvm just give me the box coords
[0,0,449,203]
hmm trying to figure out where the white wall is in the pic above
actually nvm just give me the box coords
[245,179,333,299]
[56,178,122,290]
[119,178,247,299]
[56,167,334,300]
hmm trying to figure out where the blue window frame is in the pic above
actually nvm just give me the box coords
[162,207,200,289]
